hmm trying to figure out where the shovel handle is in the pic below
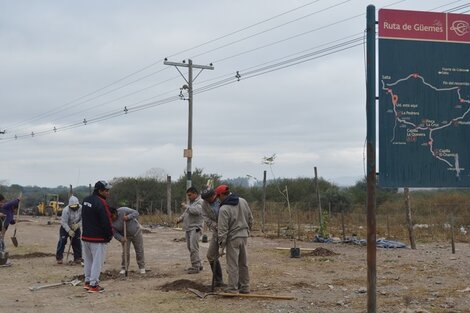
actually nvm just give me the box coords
[29,279,81,291]
[29,282,66,291]
[217,293,295,300]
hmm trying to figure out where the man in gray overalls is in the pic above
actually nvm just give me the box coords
[176,187,204,274]
[216,185,253,294]
[201,187,224,286]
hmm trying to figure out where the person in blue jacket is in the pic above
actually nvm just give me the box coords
[0,194,20,234]
[81,181,113,293]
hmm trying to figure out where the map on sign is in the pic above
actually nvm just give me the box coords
[378,9,470,187]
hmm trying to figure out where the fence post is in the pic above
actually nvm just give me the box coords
[166,175,172,218]
[404,187,416,249]
[450,207,456,254]
[262,170,267,233]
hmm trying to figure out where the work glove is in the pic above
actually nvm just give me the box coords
[68,230,75,237]
[71,223,79,231]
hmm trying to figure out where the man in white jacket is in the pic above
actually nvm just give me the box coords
[56,195,82,264]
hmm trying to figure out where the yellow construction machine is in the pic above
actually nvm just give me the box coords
[35,194,64,216]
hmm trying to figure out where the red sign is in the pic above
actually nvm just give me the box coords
[379,9,470,43]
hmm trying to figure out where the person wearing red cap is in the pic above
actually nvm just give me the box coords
[216,184,253,294]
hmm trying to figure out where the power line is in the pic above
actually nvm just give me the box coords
[0,34,365,143]
[2,0,359,135]
[2,0,327,131]
[2,0,465,142]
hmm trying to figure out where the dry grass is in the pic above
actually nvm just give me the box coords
[138,193,470,246]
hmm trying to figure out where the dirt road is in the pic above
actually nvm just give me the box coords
[1,217,469,313]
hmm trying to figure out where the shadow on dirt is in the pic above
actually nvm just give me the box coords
[9,252,55,259]
[159,279,211,292]
[75,269,168,281]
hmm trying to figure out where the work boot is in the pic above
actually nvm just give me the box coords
[223,287,238,294]
[119,269,126,275]
[214,281,227,287]
[57,259,63,264]
[187,267,200,274]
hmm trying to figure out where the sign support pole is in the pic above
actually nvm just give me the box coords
[366,5,377,313]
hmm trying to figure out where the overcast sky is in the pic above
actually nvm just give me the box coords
[0,0,466,188]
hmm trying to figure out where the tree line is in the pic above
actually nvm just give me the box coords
[2,169,470,228]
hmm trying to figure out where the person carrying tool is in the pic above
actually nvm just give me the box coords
[110,206,146,274]
[0,194,18,265]
[0,194,20,236]
[201,187,225,287]
[55,195,82,264]
[175,186,204,274]
[81,180,114,293]
[216,184,253,294]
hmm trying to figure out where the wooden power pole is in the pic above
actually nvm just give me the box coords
[164,59,214,190]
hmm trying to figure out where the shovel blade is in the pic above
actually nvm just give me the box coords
[187,288,206,298]
[70,279,81,286]
[11,236,18,247]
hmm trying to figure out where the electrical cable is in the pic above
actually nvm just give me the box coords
[2,0,466,143]
[2,0,361,135]
[0,34,364,143]
[2,0,327,131]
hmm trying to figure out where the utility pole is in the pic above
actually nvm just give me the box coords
[164,58,214,190]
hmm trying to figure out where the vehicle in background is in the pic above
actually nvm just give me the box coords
[35,194,64,216]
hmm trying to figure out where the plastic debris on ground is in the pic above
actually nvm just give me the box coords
[313,235,407,248]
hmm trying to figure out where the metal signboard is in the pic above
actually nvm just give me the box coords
[379,9,470,187]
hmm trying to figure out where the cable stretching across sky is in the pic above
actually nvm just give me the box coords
[2,0,332,131]
[1,0,467,143]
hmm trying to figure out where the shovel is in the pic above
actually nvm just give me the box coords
[65,236,72,263]
[11,194,21,247]
[123,220,128,277]
[187,288,295,300]
[29,278,81,291]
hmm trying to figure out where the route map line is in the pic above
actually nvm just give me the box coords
[381,74,470,178]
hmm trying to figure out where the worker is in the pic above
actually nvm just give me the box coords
[110,206,146,274]
[0,194,20,236]
[81,180,114,293]
[215,184,253,294]
[201,187,225,287]
[55,195,82,264]
[175,186,204,274]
